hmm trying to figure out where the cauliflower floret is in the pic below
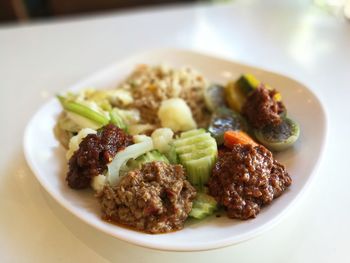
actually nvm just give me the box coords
[157,98,197,132]
[151,128,174,153]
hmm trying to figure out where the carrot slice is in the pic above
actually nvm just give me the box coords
[224,130,258,148]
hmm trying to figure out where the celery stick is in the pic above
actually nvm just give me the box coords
[57,95,109,126]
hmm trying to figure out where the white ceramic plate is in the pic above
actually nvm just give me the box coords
[23,49,327,251]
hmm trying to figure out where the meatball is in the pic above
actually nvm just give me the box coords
[242,84,285,129]
[98,161,196,233]
[66,124,133,189]
[208,144,291,220]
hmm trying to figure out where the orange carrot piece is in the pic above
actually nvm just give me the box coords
[224,130,258,148]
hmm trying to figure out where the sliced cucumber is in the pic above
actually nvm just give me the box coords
[174,129,218,188]
[173,133,212,148]
[164,143,179,164]
[184,156,216,187]
[179,128,206,138]
[175,140,215,155]
[179,147,217,162]
[189,193,218,219]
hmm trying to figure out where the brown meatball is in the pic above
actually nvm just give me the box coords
[66,124,133,189]
[242,84,285,129]
[98,161,196,234]
[208,144,291,220]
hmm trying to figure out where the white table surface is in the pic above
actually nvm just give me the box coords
[1,0,349,262]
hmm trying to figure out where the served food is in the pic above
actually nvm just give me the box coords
[54,64,300,234]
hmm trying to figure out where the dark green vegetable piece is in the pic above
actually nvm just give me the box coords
[254,117,300,151]
[208,107,247,145]
[236,74,260,95]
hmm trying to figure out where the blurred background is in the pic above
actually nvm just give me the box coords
[0,0,227,23]
[1,0,349,23]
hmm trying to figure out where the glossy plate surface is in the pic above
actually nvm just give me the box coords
[23,49,327,251]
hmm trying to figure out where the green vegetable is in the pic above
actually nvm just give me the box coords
[125,150,169,172]
[254,117,300,151]
[204,84,226,112]
[225,74,283,113]
[109,108,127,131]
[174,129,218,189]
[107,135,154,185]
[57,95,109,127]
[164,144,178,164]
[208,107,248,145]
[112,108,140,125]
[236,74,260,95]
[189,193,218,219]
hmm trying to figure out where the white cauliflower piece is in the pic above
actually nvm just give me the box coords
[157,98,197,132]
[151,128,174,153]
[91,174,106,192]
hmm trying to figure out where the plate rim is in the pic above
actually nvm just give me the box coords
[23,48,328,251]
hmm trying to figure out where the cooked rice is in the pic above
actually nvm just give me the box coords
[118,64,211,128]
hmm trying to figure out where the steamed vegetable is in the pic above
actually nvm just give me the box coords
[254,117,300,151]
[83,88,133,108]
[208,107,247,145]
[236,73,260,95]
[204,84,226,112]
[151,128,174,153]
[56,112,81,133]
[107,135,154,185]
[123,150,169,173]
[189,193,218,219]
[109,108,127,131]
[174,129,217,188]
[65,112,102,130]
[225,74,283,113]
[112,108,140,125]
[225,80,246,112]
[58,95,110,127]
[224,130,258,148]
[91,174,106,192]
[164,144,178,164]
[158,98,197,132]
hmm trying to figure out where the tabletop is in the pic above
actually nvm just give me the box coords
[1,0,349,262]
